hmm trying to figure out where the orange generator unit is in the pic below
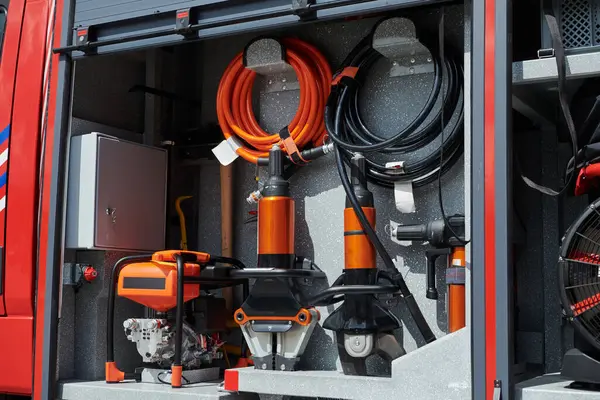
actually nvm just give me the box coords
[106,250,247,388]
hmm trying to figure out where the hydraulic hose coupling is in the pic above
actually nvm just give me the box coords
[246,189,263,205]
[216,37,332,164]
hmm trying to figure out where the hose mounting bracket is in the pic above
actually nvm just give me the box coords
[244,38,299,93]
[372,17,433,78]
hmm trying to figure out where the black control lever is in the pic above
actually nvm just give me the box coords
[425,248,451,300]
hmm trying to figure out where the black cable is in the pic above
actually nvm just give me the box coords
[157,371,190,385]
[240,280,250,358]
[436,9,469,246]
[325,19,464,187]
[157,372,170,385]
[334,146,436,343]
[210,255,247,270]
[174,254,185,369]
[314,295,345,306]
[306,284,398,306]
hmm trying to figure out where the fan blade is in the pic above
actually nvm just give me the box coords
[576,232,600,249]
[565,281,600,290]
[565,257,600,268]
[572,293,600,316]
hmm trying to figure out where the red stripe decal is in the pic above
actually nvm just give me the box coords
[223,369,239,392]
[484,0,497,398]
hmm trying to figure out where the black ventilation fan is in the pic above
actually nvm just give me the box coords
[559,199,600,387]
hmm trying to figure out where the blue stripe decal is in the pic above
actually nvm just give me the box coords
[0,172,6,189]
[0,125,9,146]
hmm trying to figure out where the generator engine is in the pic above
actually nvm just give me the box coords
[122,318,222,369]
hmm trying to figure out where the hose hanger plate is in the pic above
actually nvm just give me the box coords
[244,37,300,93]
[372,17,435,78]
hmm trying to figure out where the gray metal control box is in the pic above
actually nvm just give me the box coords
[65,132,167,251]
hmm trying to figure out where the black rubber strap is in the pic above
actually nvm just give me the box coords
[521,0,578,196]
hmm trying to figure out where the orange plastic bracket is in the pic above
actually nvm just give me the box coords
[332,66,359,85]
[171,365,183,388]
[105,362,125,383]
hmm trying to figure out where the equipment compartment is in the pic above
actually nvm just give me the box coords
[56,2,470,399]
[510,0,600,398]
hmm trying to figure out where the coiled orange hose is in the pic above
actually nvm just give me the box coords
[217,38,332,164]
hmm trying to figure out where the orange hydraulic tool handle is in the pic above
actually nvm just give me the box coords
[216,37,332,164]
[344,207,376,270]
[343,153,376,272]
[448,246,466,333]
[256,145,296,269]
[257,195,295,268]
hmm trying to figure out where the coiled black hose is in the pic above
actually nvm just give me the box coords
[325,25,464,187]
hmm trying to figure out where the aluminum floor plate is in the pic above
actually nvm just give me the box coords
[58,380,257,400]
[516,374,600,400]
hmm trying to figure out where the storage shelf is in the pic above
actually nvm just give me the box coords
[513,52,600,86]
[58,380,255,400]
[510,53,600,128]
[516,374,600,400]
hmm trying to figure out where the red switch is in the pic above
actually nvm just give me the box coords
[83,266,98,282]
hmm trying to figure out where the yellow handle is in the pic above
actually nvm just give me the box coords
[175,196,193,250]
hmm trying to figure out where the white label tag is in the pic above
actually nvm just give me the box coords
[384,161,415,213]
[393,181,416,213]
[385,161,405,176]
[212,137,241,166]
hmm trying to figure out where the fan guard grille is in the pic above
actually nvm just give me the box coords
[560,201,600,349]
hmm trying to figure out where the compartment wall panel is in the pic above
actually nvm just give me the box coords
[198,9,465,375]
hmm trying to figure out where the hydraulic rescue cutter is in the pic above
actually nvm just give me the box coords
[323,154,406,376]
[235,145,327,371]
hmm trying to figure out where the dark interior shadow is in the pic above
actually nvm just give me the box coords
[297,325,337,371]
[434,260,448,333]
